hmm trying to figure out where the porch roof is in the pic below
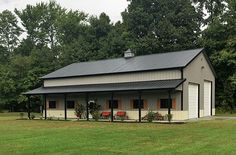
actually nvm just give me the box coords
[23,79,185,95]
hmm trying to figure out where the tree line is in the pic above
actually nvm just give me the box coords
[0,0,235,112]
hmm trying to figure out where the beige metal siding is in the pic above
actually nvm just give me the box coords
[183,53,215,116]
[44,70,181,87]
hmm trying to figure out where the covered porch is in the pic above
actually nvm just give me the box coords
[24,79,186,122]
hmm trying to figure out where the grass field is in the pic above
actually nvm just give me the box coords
[0,113,236,155]
[215,110,236,117]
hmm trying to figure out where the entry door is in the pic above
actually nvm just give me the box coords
[204,81,211,116]
[188,84,199,119]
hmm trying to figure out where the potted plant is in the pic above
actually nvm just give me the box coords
[75,103,85,120]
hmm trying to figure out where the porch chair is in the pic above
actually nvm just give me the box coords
[101,111,111,119]
[115,111,128,120]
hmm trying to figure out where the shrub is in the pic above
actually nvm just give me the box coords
[19,112,24,119]
[120,116,125,122]
[147,110,155,122]
[165,114,173,123]
[75,103,85,119]
[93,111,100,121]
[30,114,35,120]
[0,104,3,113]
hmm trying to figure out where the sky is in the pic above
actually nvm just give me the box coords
[0,0,129,22]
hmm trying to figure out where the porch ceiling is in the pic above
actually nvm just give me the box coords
[23,79,185,95]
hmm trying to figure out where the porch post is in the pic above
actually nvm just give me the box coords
[111,92,114,122]
[86,93,89,121]
[138,91,142,123]
[27,95,31,119]
[41,95,43,114]
[44,94,47,120]
[64,94,67,120]
[168,90,171,115]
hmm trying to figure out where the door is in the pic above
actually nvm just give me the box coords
[204,81,211,116]
[188,83,199,119]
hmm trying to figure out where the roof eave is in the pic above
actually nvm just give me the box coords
[23,79,185,95]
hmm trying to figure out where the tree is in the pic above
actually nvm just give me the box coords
[211,50,236,112]
[58,38,93,66]
[58,12,116,66]
[89,13,112,39]
[87,13,114,59]
[14,38,35,56]
[0,10,22,53]
[15,1,65,48]
[0,46,9,64]
[98,21,131,58]
[122,0,202,55]
[202,0,236,112]
[0,65,17,111]
[57,10,87,45]
[192,0,225,24]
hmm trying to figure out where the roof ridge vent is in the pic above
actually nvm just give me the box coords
[124,49,134,58]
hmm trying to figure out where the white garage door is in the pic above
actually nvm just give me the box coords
[204,81,211,116]
[188,84,199,119]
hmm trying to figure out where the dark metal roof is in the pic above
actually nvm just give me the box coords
[42,48,204,79]
[24,79,185,95]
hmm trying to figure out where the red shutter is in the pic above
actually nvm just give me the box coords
[46,101,49,109]
[118,100,122,110]
[57,100,60,109]
[172,98,176,110]
[130,99,133,109]
[144,99,148,110]
[157,99,160,109]
[106,100,109,109]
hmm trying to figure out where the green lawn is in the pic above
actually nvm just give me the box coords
[215,110,236,117]
[0,113,236,155]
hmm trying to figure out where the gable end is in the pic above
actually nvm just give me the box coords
[183,49,216,77]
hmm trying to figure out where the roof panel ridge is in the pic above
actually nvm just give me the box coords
[73,57,124,65]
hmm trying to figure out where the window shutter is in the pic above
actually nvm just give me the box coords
[118,100,122,110]
[76,101,79,108]
[130,99,133,109]
[172,98,176,110]
[144,99,148,109]
[157,99,160,109]
[57,100,59,109]
[106,100,109,109]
